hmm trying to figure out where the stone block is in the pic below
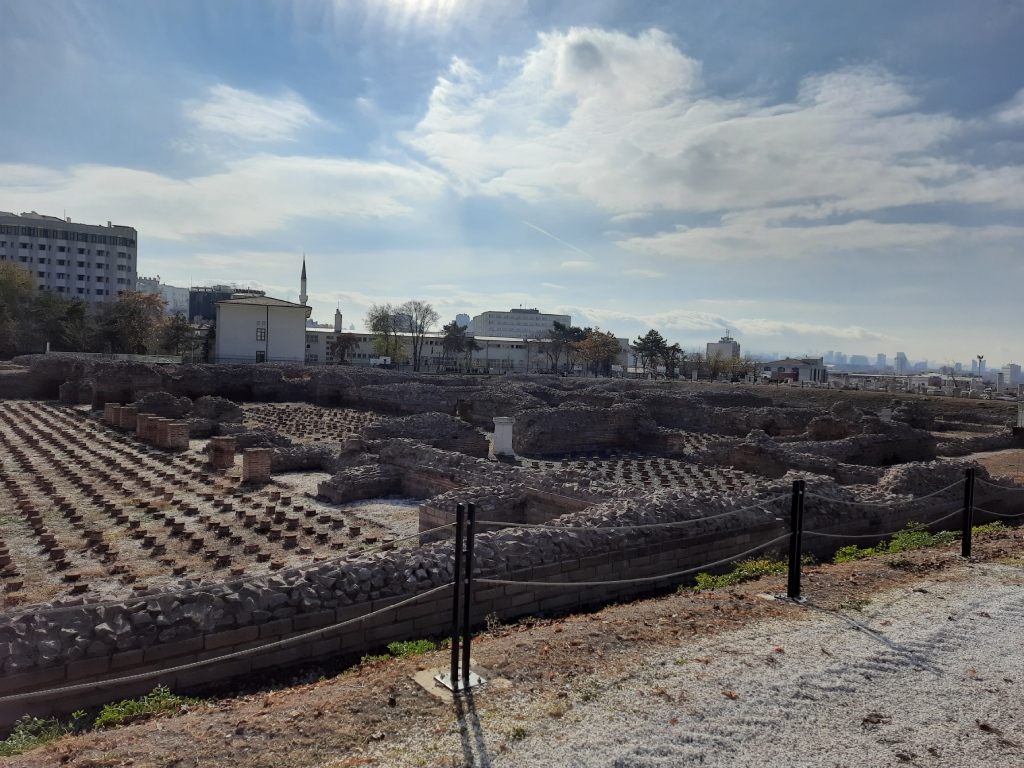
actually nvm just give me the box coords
[204,625,259,651]
[118,405,139,431]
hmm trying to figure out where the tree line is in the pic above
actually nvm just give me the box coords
[632,328,761,380]
[0,262,198,359]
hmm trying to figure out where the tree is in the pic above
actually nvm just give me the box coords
[632,329,667,378]
[544,321,587,374]
[662,342,684,378]
[440,321,467,370]
[463,337,482,371]
[365,303,405,360]
[401,300,439,372]
[162,312,192,356]
[104,291,167,354]
[575,328,622,377]
[328,334,358,364]
[0,262,35,357]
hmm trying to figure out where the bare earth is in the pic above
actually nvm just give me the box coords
[8,527,1024,768]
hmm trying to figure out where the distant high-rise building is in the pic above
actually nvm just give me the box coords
[0,210,138,304]
[706,331,740,360]
[895,352,910,375]
[876,353,886,368]
[834,352,848,366]
[455,313,471,330]
[824,350,835,364]
[1002,363,1021,386]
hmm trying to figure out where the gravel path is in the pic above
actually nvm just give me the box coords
[492,563,1024,768]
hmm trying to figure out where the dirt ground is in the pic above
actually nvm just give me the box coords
[974,449,1024,483]
[7,525,1024,768]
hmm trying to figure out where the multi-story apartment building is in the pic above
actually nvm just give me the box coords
[470,308,571,338]
[706,331,740,360]
[0,211,137,303]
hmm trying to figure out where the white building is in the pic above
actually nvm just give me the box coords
[761,357,827,383]
[1002,363,1021,387]
[706,332,740,360]
[470,308,570,338]
[214,296,310,364]
[137,275,189,316]
[0,211,138,303]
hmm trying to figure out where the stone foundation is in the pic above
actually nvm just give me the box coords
[207,436,237,469]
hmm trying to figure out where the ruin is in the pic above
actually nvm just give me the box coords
[0,354,1021,723]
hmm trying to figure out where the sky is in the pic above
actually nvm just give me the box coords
[1,0,1022,366]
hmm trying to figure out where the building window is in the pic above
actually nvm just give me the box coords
[77,287,84,294]
[256,328,267,341]
[255,351,266,363]
[57,246,65,253]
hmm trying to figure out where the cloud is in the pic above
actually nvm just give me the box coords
[404,27,1024,262]
[559,260,597,271]
[995,88,1024,125]
[622,268,664,278]
[0,156,446,240]
[186,85,323,142]
[541,282,564,289]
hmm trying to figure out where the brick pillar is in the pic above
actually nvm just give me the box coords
[104,403,121,425]
[208,436,237,469]
[155,418,172,448]
[136,413,152,440]
[242,448,272,484]
[164,422,190,451]
[119,405,139,431]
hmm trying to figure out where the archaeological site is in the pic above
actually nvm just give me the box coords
[0,354,1022,725]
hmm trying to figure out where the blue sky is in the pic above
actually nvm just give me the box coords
[2,0,1022,366]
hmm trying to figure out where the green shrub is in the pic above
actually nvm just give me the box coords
[386,639,437,658]
[0,714,84,757]
[685,557,788,591]
[833,521,1005,563]
[93,685,200,730]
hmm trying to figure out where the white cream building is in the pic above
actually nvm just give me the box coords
[214,296,310,364]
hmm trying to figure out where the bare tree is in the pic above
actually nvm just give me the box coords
[365,303,403,359]
[401,300,440,372]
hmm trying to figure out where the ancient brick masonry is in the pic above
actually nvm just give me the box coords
[118,405,139,431]
[242,448,273,483]
[207,436,237,469]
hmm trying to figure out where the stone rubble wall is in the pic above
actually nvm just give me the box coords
[0,457,1020,725]
[361,412,489,458]
[512,403,661,456]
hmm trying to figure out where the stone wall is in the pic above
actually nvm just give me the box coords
[361,412,489,458]
[512,403,661,456]
[0,468,1019,726]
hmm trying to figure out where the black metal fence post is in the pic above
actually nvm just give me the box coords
[461,502,477,690]
[962,468,975,558]
[787,479,806,600]
[449,503,465,690]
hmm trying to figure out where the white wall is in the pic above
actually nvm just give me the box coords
[215,303,307,363]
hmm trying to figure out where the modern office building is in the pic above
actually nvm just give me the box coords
[189,285,265,324]
[470,308,570,338]
[706,331,740,360]
[0,211,137,303]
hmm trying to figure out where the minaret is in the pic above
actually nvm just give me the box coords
[334,307,343,333]
[299,256,308,306]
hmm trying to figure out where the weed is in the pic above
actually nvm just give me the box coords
[485,612,502,633]
[0,711,88,757]
[508,726,529,741]
[516,615,537,626]
[359,653,390,665]
[834,522,1006,564]
[578,680,602,702]
[386,639,437,658]
[683,557,787,591]
[93,685,201,730]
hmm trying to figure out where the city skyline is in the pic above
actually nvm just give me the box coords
[1,1,1022,363]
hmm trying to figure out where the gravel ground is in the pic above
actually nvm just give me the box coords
[491,564,1024,768]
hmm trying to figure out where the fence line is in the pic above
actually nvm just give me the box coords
[474,495,790,533]
[476,534,792,589]
[0,584,453,706]
[804,479,965,509]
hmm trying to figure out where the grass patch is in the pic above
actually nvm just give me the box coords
[834,521,1006,564]
[386,639,437,658]
[0,713,87,757]
[93,685,201,730]
[360,638,438,665]
[684,557,788,592]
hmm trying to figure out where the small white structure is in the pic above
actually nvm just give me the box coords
[492,417,515,458]
[214,295,310,364]
[760,357,827,383]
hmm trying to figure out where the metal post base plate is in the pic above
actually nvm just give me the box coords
[434,671,485,693]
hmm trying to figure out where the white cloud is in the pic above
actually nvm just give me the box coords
[995,88,1024,125]
[404,27,1024,256]
[559,260,597,271]
[186,85,322,142]
[0,156,446,240]
[622,268,664,278]
[541,282,565,289]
